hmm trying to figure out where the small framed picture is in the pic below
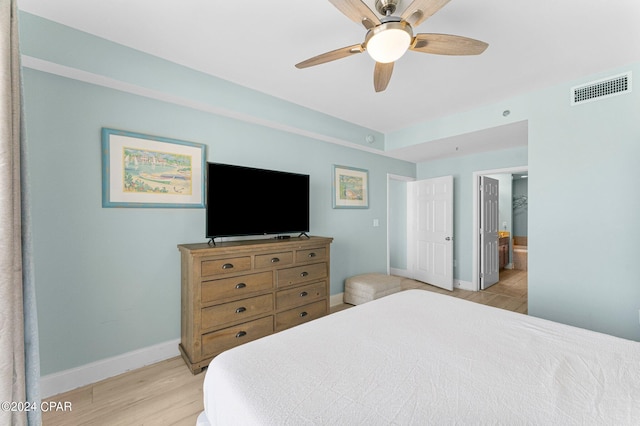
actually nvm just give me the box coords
[332,165,369,209]
[101,128,206,208]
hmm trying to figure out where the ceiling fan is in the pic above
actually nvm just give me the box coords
[295,0,488,92]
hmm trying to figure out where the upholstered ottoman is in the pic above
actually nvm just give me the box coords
[344,273,403,305]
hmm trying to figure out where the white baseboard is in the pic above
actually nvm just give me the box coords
[41,291,348,398]
[41,287,426,397]
[40,338,180,398]
[389,268,411,278]
[391,268,475,292]
[455,279,475,291]
[330,292,344,307]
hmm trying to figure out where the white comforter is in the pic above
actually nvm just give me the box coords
[202,289,640,425]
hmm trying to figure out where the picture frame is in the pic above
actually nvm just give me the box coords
[101,128,206,208]
[332,165,369,209]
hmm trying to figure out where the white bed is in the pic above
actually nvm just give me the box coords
[198,289,640,425]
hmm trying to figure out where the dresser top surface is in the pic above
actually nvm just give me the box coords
[178,236,333,254]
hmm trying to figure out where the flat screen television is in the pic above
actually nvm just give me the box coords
[206,163,310,239]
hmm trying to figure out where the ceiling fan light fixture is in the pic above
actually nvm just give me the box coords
[365,21,413,63]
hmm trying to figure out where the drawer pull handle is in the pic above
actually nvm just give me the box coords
[271,257,280,263]
[235,283,246,289]
[235,307,246,313]
[235,331,247,338]
[299,311,308,318]
[300,291,308,297]
[222,263,234,269]
[300,271,309,277]
[308,252,316,258]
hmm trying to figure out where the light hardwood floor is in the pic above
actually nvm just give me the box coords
[43,270,527,425]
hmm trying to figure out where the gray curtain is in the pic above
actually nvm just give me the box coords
[0,1,41,425]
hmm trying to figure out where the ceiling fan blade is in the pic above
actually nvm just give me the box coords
[410,33,488,55]
[328,0,381,29]
[401,0,451,27]
[373,62,394,92]
[295,44,364,69]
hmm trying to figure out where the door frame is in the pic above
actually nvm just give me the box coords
[472,166,528,291]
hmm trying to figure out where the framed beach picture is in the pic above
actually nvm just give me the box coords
[332,165,369,209]
[101,128,206,208]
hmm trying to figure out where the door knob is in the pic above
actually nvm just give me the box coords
[445,237,452,241]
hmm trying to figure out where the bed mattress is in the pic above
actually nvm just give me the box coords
[201,289,640,425]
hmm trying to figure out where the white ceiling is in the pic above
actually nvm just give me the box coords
[17,0,640,159]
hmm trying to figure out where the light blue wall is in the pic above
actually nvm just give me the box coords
[19,14,415,376]
[18,13,386,153]
[417,147,528,282]
[527,65,640,340]
[388,178,408,270]
[414,63,640,341]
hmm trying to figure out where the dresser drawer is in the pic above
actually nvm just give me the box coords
[202,316,273,357]
[201,256,251,276]
[201,271,273,303]
[275,300,326,332]
[255,251,294,269]
[295,247,327,263]
[276,281,327,311]
[202,294,273,330]
[277,262,327,288]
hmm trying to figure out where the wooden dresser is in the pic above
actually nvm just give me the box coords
[178,236,333,373]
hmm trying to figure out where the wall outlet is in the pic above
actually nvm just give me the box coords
[373,219,379,227]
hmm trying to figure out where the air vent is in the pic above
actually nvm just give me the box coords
[571,72,631,105]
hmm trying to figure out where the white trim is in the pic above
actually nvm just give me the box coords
[21,55,389,157]
[454,279,475,291]
[40,290,351,398]
[330,292,345,307]
[388,270,472,291]
[389,267,411,278]
[386,174,415,182]
[40,338,180,398]
[472,165,528,291]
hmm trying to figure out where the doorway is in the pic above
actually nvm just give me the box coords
[472,166,528,296]
[387,174,414,278]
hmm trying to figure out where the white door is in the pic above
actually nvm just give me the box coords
[407,176,454,291]
[480,176,499,289]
